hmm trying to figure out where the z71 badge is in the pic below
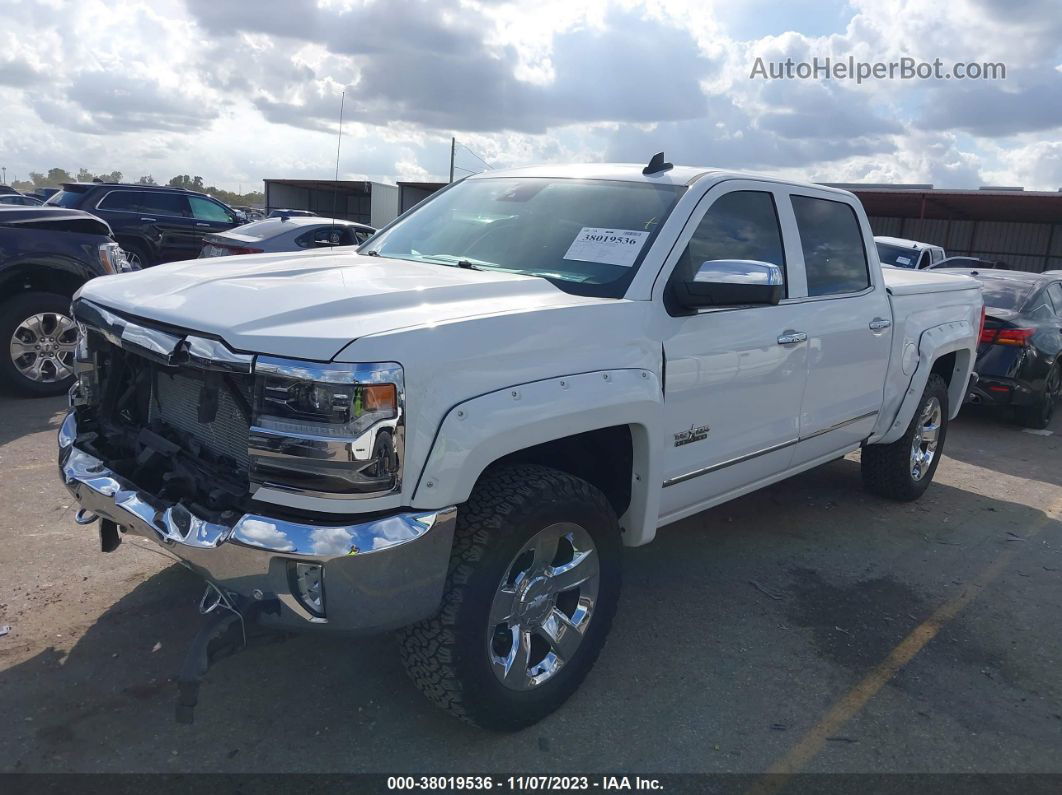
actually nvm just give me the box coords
[674,424,710,446]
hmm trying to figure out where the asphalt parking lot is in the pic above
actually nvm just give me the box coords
[1,393,1060,776]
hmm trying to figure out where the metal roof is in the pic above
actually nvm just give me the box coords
[828,185,1062,224]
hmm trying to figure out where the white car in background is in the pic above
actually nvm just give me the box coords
[199,216,375,258]
[875,235,946,270]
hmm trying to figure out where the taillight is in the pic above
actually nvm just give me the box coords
[977,305,986,342]
[227,246,264,255]
[994,328,1034,346]
[981,326,1034,346]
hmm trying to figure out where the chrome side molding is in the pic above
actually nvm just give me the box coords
[663,410,878,488]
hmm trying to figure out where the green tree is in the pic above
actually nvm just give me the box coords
[76,168,94,182]
[45,168,73,186]
[137,175,156,185]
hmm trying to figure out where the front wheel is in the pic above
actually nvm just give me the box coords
[399,464,621,731]
[0,292,79,397]
[861,373,949,501]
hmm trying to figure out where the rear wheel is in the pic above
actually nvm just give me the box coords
[1017,363,1061,429]
[0,292,79,397]
[398,464,621,731]
[861,374,949,501]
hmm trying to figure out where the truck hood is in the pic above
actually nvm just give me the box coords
[77,250,606,360]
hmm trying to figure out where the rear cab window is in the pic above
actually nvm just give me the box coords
[791,195,870,296]
[978,278,1035,311]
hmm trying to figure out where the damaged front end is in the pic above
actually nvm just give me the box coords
[60,298,457,722]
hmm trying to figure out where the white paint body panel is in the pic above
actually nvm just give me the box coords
[76,164,983,542]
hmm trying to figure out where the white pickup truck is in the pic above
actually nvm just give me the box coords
[59,158,982,730]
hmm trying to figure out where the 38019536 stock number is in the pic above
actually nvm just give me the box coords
[387,776,592,790]
[580,232,640,246]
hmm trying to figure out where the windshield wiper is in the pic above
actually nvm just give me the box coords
[364,250,380,256]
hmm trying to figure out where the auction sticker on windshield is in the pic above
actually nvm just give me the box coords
[563,227,650,267]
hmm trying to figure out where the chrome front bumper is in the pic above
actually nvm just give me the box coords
[58,412,456,634]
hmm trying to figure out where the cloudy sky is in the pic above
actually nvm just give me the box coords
[1,0,1060,191]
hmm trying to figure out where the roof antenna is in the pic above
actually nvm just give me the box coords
[643,152,673,175]
[329,90,345,249]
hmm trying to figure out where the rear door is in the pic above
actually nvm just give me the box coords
[138,191,197,262]
[786,191,892,463]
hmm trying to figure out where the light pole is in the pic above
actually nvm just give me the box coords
[1,167,6,185]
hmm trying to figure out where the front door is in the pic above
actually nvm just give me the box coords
[657,184,813,525]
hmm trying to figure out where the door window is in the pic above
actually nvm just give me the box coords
[1046,283,1062,316]
[139,192,191,217]
[96,191,141,211]
[677,190,786,289]
[189,196,234,223]
[791,196,870,296]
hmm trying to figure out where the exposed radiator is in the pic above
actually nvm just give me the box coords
[150,371,251,471]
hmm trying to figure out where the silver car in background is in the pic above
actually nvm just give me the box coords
[199,216,375,257]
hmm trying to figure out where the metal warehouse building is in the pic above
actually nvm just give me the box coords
[831,185,1062,273]
[262,179,400,228]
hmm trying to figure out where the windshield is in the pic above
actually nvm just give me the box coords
[876,242,921,269]
[362,177,686,298]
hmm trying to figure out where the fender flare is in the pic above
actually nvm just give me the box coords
[410,368,665,546]
[871,319,976,445]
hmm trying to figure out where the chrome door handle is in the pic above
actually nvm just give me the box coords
[869,318,892,331]
[196,222,209,227]
[777,331,808,345]
[140,217,156,222]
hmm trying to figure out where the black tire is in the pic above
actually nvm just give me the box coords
[121,240,152,269]
[1016,363,1060,430]
[398,464,621,731]
[0,291,79,397]
[862,373,949,501]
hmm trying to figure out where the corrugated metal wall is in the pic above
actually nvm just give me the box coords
[869,216,1062,272]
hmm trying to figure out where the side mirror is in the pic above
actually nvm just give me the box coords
[674,259,784,308]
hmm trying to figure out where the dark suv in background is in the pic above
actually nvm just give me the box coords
[1,207,130,396]
[45,183,240,268]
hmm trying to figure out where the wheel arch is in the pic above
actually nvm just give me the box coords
[410,369,664,546]
[872,322,976,445]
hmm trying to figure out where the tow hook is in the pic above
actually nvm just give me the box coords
[175,583,284,724]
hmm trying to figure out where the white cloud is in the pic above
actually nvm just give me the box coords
[0,0,1059,189]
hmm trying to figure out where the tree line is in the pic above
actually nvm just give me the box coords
[10,168,264,207]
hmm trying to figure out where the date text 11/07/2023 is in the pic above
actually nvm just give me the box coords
[386,775,664,791]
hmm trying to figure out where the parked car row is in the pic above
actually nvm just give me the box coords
[872,235,1060,427]
[45,182,242,268]
[1,183,374,396]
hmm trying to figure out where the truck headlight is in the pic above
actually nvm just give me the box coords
[250,357,404,499]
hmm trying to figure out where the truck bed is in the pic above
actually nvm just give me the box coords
[882,265,979,295]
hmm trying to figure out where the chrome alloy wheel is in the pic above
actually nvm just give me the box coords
[9,312,78,383]
[910,396,942,481]
[488,522,600,691]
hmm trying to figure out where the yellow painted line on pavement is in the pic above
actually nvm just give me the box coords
[749,494,1062,795]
